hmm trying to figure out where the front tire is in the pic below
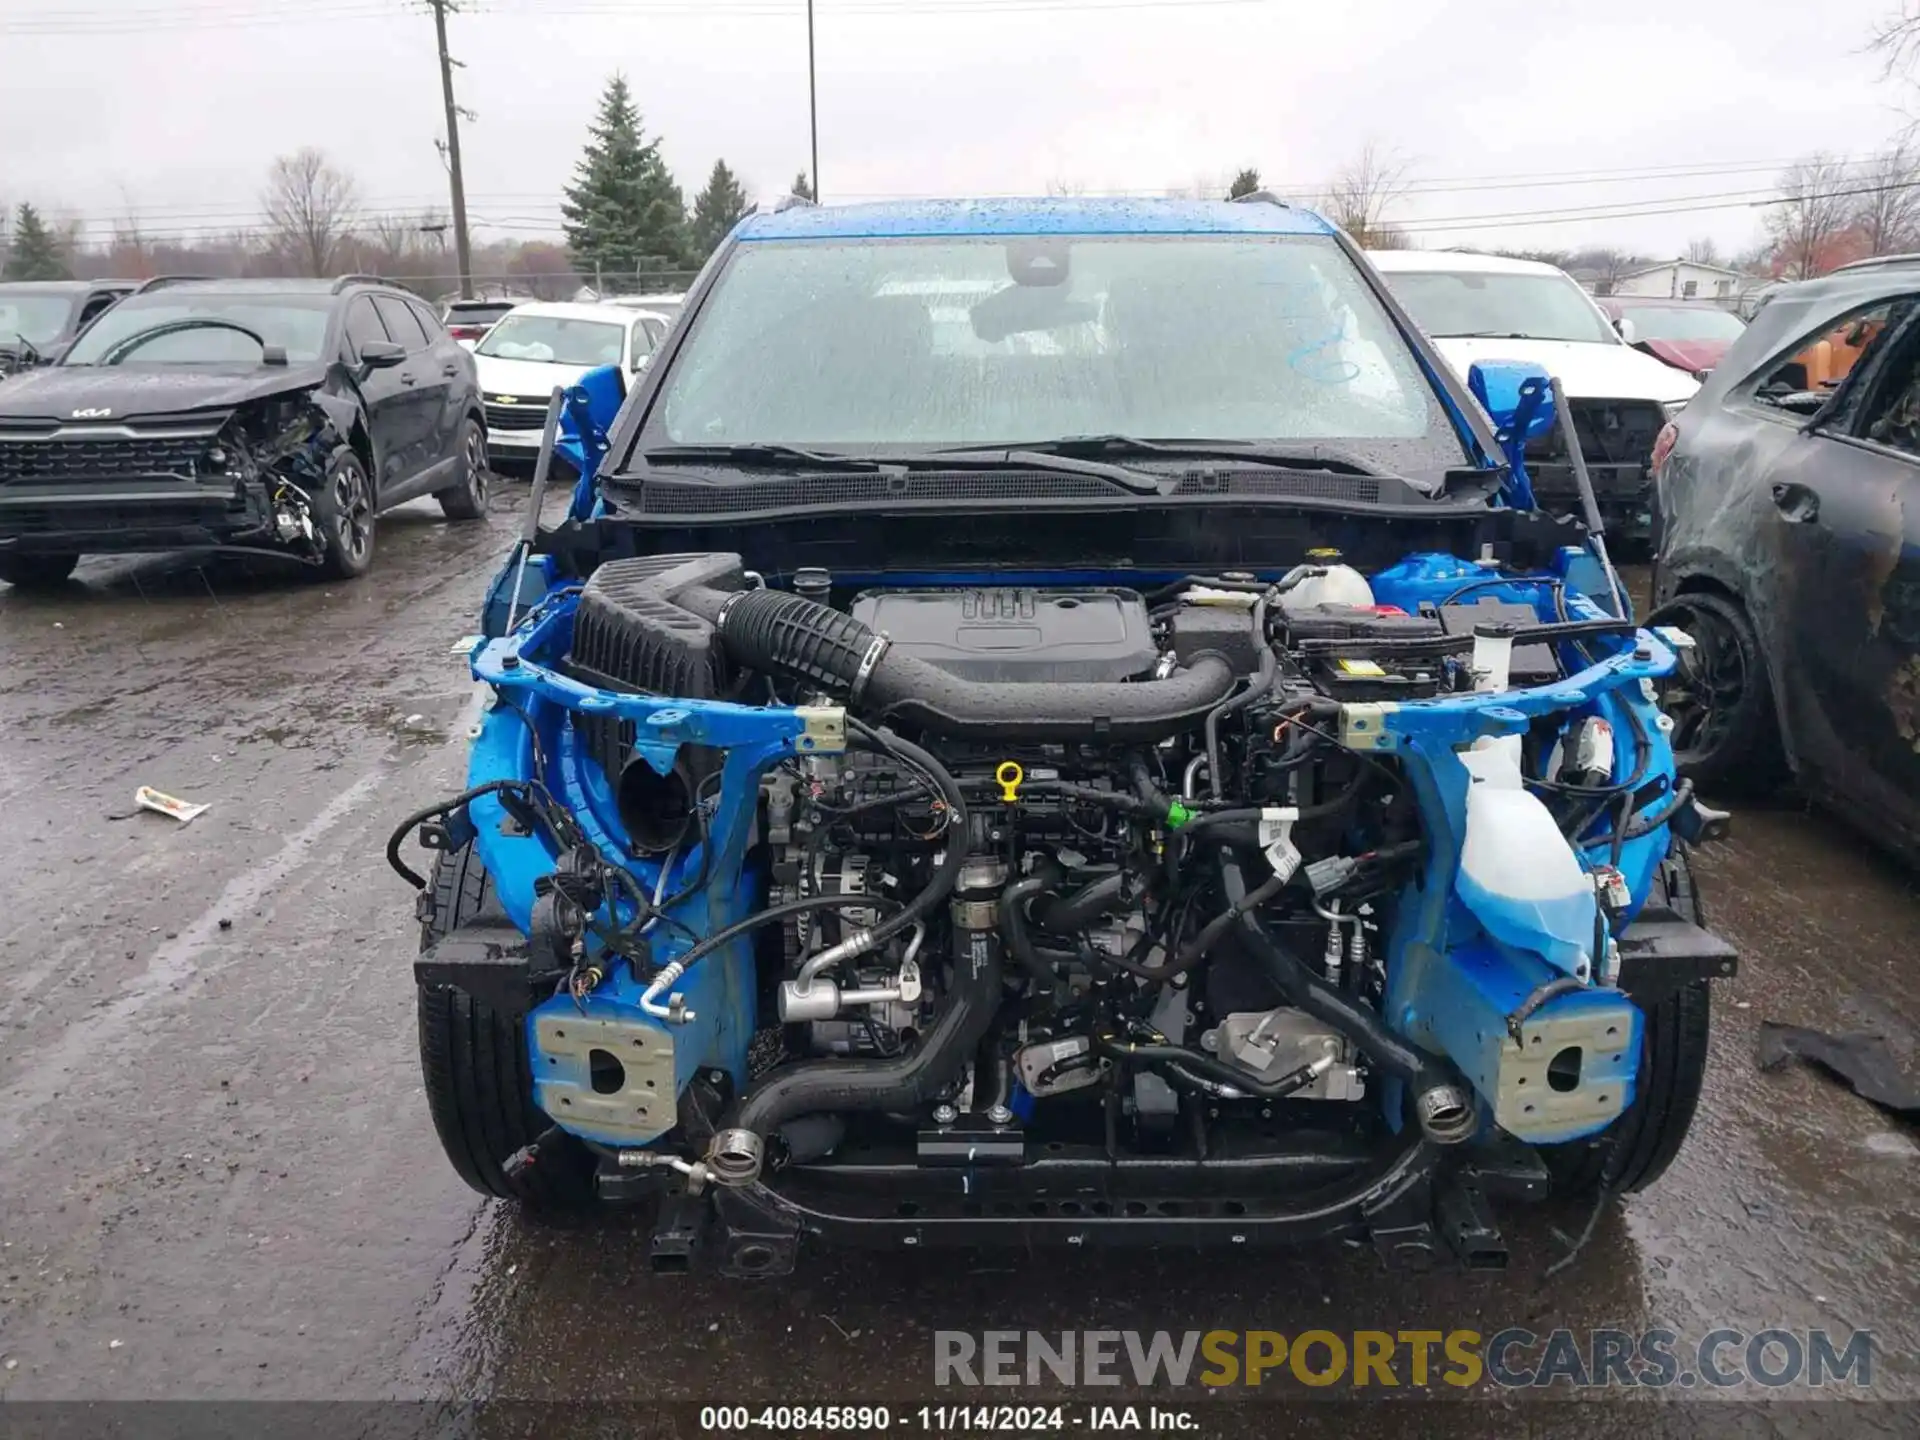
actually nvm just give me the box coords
[1543,852,1712,1197]
[0,552,80,590]
[437,418,491,521]
[417,844,594,1213]
[1647,590,1783,796]
[315,447,376,580]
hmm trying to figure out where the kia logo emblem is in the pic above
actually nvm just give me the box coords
[71,407,113,419]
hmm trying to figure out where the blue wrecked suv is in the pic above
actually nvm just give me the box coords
[390,195,1736,1276]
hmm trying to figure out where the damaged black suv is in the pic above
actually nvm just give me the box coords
[0,276,489,589]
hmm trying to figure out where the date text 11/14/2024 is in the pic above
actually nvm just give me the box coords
[698,1406,1198,1432]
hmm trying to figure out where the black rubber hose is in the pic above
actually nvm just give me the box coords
[1216,851,1444,1090]
[733,884,1004,1138]
[1128,755,1179,825]
[386,780,553,889]
[1029,872,1127,934]
[682,584,1236,742]
[1086,871,1284,983]
[1092,1034,1327,1099]
[1622,778,1693,840]
[1001,869,1069,994]
[1203,593,1276,800]
[977,1045,1014,1112]
[846,721,969,947]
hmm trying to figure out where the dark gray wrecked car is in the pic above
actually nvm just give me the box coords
[1651,256,1920,864]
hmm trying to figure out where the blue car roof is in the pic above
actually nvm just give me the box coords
[736,197,1337,242]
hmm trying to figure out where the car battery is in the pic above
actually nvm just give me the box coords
[1281,603,1448,701]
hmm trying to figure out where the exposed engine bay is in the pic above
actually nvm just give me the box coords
[401,544,1737,1275]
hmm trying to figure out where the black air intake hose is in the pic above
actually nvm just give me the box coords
[733,864,1005,1140]
[679,585,1236,742]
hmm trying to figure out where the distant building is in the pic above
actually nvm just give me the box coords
[1613,259,1746,301]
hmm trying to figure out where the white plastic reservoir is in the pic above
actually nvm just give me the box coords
[1289,564,1374,610]
[1455,741,1598,979]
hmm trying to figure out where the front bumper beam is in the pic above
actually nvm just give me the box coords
[615,1134,1550,1278]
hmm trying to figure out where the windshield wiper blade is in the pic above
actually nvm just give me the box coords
[964,434,1383,477]
[1433,330,1538,340]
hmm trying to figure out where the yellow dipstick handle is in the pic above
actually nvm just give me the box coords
[995,761,1024,804]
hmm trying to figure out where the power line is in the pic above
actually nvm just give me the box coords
[47,154,1892,229]
[5,0,1279,35]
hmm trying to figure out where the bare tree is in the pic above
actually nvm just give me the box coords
[1321,142,1411,248]
[262,149,360,277]
[1567,247,1640,295]
[1765,153,1856,279]
[1872,2,1920,75]
[1685,236,1723,267]
[1852,143,1920,255]
[1044,176,1089,197]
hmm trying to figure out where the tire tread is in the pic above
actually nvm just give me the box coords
[416,845,591,1211]
[1543,853,1713,1197]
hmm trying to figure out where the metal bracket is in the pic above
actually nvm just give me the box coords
[793,705,848,755]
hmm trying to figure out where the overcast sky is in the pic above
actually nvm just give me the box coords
[0,0,1911,260]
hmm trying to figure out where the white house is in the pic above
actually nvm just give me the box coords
[1611,259,1746,301]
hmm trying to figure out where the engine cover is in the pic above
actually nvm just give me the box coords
[848,586,1155,683]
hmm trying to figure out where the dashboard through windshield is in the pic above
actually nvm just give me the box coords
[61,295,334,365]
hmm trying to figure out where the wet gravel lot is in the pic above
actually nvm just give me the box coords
[1,494,1916,1434]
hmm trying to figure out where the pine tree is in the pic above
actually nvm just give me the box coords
[2,203,72,281]
[1228,168,1262,200]
[689,160,753,261]
[792,171,816,202]
[560,75,690,283]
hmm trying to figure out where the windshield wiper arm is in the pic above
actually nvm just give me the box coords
[641,443,889,472]
[956,434,1383,477]
[643,441,1167,495]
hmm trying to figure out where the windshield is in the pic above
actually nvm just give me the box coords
[614,297,683,320]
[446,302,515,323]
[0,292,79,349]
[1385,269,1618,344]
[647,234,1466,472]
[62,294,333,365]
[1616,305,1747,343]
[476,314,625,366]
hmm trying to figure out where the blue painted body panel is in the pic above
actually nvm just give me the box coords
[464,604,828,1134]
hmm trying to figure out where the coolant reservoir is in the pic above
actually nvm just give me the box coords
[1456,742,1598,980]
[1290,563,1374,609]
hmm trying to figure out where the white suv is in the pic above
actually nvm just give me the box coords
[1370,250,1696,541]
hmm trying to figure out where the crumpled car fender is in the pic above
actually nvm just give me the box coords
[308,392,371,472]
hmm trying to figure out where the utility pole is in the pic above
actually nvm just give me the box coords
[429,0,474,298]
[807,0,819,203]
